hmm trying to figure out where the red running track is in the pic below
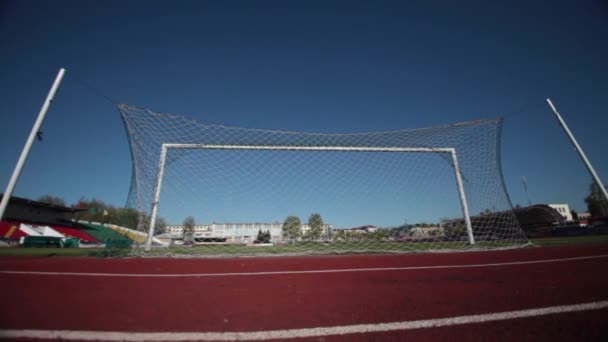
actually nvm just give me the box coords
[1,244,608,341]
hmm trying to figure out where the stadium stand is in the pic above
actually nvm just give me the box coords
[0,220,28,239]
[0,195,140,248]
[77,222,133,247]
[106,224,169,246]
[51,225,99,243]
[0,194,87,225]
[106,224,146,244]
[21,223,65,238]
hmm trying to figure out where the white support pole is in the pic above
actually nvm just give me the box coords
[0,68,66,223]
[451,150,475,245]
[146,145,168,251]
[547,99,608,203]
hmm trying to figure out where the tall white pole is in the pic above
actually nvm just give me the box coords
[0,68,66,222]
[546,98,608,203]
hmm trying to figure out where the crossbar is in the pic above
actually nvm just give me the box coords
[163,144,455,153]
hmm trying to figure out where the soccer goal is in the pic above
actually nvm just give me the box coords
[119,104,527,255]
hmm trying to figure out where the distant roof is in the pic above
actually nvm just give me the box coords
[513,204,565,227]
[347,225,377,231]
[0,194,86,213]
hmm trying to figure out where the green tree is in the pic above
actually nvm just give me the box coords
[372,229,390,241]
[570,210,579,222]
[69,197,166,235]
[585,182,608,217]
[182,216,196,243]
[74,197,108,223]
[98,205,136,230]
[282,216,301,244]
[445,224,467,238]
[154,217,167,235]
[480,209,493,216]
[37,195,66,207]
[306,213,324,241]
[255,229,271,243]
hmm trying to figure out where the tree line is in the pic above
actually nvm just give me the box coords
[585,182,608,217]
[282,213,326,243]
[36,195,167,233]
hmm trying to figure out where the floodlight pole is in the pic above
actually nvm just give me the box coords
[0,68,66,223]
[546,98,608,203]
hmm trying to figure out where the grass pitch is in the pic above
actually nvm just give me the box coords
[1,235,607,257]
[530,234,608,246]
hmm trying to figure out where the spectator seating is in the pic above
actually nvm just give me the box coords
[77,222,133,247]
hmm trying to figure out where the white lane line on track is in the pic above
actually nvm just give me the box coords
[0,253,607,278]
[1,300,607,341]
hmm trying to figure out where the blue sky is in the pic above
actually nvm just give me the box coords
[1,0,607,225]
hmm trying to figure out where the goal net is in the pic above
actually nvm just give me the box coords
[119,104,528,255]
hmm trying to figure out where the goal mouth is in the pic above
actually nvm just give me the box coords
[118,104,527,255]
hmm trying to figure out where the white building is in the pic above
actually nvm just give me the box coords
[301,224,333,237]
[165,222,332,243]
[410,225,445,238]
[548,204,573,222]
[166,224,211,238]
[578,212,591,221]
[166,222,283,242]
[209,222,283,243]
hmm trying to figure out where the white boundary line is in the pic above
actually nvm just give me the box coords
[0,254,607,278]
[1,300,607,341]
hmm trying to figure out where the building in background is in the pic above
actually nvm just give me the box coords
[165,222,333,243]
[166,222,282,242]
[167,224,212,239]
[548,204,573,221]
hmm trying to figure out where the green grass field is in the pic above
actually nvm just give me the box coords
[1,235,607,257]
[136,240,525,257]
[530,234,608,246]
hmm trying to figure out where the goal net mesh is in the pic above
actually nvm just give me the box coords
[119,104,528,255]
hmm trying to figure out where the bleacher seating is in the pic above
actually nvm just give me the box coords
[51,225,99,243]
[106,224,146,244]
[77,222,133,247]
[0,220,28,239]
[22,224,65,238]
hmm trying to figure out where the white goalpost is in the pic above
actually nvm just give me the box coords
[145,144,476,250]
[119,104,528,255]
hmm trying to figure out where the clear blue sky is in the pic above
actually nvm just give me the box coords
[1,0,607,225]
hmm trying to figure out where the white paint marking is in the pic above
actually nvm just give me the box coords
[0,300,607,341]
[0,254,607,278]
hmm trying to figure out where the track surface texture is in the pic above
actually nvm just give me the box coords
[1,244,607,341]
